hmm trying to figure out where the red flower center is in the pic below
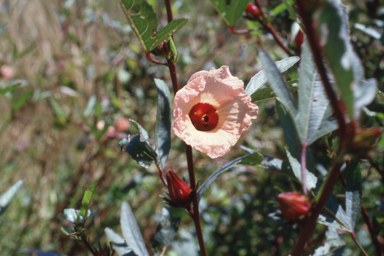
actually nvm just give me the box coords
[189,103,219,131]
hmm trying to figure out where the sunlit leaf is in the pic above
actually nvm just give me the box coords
[251,86,298,103]
[313,227,346,256]
[0,180,23,216]
[120,0,187,51]
[105,228,137,256]
[246,56,299,96]
[259,50,298,116]
[295,41,338,145]
[84,95,97,117]
[79,181,96,222]
[120,201,149,256]
[286,149,318,191]
[152,207,182,248]
[171,229,197,256]
[354,23,382,39]
[315,2,376,120]
[154,79,172,170]
[345,159,362,230]
[208,0,248,26]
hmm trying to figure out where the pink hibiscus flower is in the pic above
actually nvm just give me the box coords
[173,66,259,158]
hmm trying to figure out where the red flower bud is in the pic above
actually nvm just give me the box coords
[245,3,262,21]
[278,192,311,222]
[164,169,192,209]
[151,40,171,57]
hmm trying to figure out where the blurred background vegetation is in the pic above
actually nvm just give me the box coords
[0,0,383,255]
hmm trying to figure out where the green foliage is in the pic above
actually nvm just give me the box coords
[79,181,97,222]
[208,0,248,26]
[120,0,187,52]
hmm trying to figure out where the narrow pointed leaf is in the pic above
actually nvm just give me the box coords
[198,153,256,201]
[120,201,149,256]
[315,2,376,119]
[251,86,298,103]
[0,180,23,216]
[208,0,249,26]
[296,41,338,145]
[345,159,362,230]
[154,79,172,169]
[79,181,96,221]
[259,50,297,116]
[0,82,21,95]
[120,0,187,51]
[84,95,97,117]
[105,227,137,256]
[152,207,181,248]
[286,149,318,190]
[246,56,299,96]
[321,194,352,232]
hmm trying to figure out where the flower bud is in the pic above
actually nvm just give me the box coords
[291,22,304,54]
[278,192,311,222]
[0,65,14,80]
[245,3,262,21]
[151,40,171,57]
[164,169,192,209]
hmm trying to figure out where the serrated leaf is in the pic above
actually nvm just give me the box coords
[259,50,298,116]
[246,56,299,96]
[295,41,338,145]
[152,207,181,248]
[322,194,351,232]
[313,227,346,256]
[286,149,318,190]
[0,82,21,95]
[0,180,23,216]
[345,159,362,230]
[79,181,96,222]
[120,0,187,51]
[208,0,248,26]
[104,227,137,256]
[84,95,97,117]
[120,201,149,256]
[315,2,376,120]
[251,86,298,103]
[197,154,251,201]
[154,79,172,170]
[17,249,67,256]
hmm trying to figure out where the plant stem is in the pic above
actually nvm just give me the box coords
[350,232,369,256]
[145,52,168,66]
[253,0,292,56]
[163,1,207,254]
[291,150,345,256]
[300,144,308,196]
[81,235,97,256]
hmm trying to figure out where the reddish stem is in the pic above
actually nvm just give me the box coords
[300,144,308,196]
[229,26,249,34]
[145,52,168,66]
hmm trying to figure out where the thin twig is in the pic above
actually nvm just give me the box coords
[145,52,168,66]
[300,144,308,196]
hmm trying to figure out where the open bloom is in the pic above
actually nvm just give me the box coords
[173,66,259,158]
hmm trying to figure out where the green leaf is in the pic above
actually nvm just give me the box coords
[154,79,172,170]
[79,181,97,222]
[62,208,90,223]
[0,82,21,95]
[295,41,338,145]
[313,228,346,256]
[152,207,181,248]
[251,86,298,103]
[0,180,23,216]
[258,50,298,116]
[120,0,187,51]
[171,229,198,256]
[315,2,376,120]
[104,228,137,256]
[49,98,67,119]
[345,159,362,230]
[377,89,384,102]
[354,23,382,39]
[286,149,318,191]
[12,90,32,111]
[282,0,297,20]
[208,0,248,26]
[0,23,7,36]
[272,0,295,17]
[258,155,283,171]
[84,95,97,117]
[120,201,150,256]
[246,56,299,96]
[322,194,351,232]
[197,153,252,201]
